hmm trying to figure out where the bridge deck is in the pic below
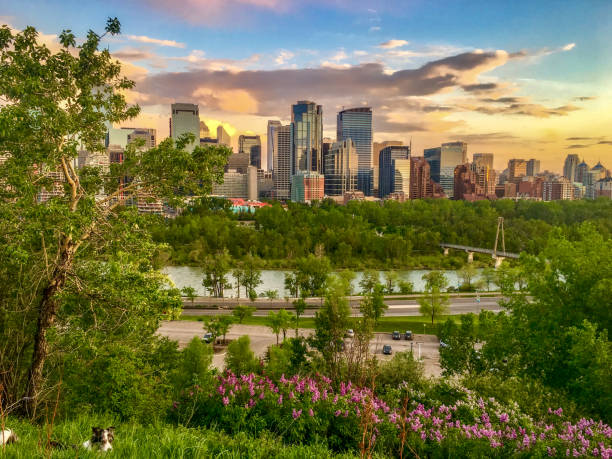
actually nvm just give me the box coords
[440,243,520,259]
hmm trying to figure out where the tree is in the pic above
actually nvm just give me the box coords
[419,271,450,324]
[241,253,262,300]
[225,336,259,375]
[383,271,399,294]
[480,267,497,292]
[296,254,332,298]
[398,280,414,294]
[264,289,278,300]
[232,305,255,324]
[181,286,197,305]
[202,249,232,298]
[232,263,245,299]
[203,315,233,344]
[359,269,380,295]
[457,264,478,292]
[277,309,294,342]
[292,298,307,337]
[0,19,230,415]
[173,337,213,393]
[266,311,282,345]
[337,270,356,295]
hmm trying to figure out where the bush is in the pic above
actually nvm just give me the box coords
[225,336,260,375]
[375,350,425,393]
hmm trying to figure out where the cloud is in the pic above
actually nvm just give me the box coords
[462,82,501,93]
[471,102,579,118]
[378,39,408,49]
[275,50,294,65]
[126,34,185,48]
[597,140,612,145]
[567,144,589,149]
[369,26,381,32]
[562,43,576,51]
[112,47,156,61]
[574,96,596,101]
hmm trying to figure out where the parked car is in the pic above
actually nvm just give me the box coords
[392,331,401,340]
[203,332,213,343]
[404,330,413,340]
[345,329,354,338]
[383,345,392,355]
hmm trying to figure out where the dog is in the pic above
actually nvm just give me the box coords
[83,427,114,452]
[1,429,18,445]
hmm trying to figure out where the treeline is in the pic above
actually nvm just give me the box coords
[152,197,612,268]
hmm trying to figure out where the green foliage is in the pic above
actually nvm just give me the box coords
[172,337,213,394]
[375,351,425,393]
[382,270,398,294]
[232,304,256,324]
[201,249,232,297]
[203,314,233,344]
[397,279,414,294]
[225,336,260,375]
[419,271,450,324]
[180,286,197,304]
[266,309,294,345]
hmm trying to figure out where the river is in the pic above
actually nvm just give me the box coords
[162,267,486,297]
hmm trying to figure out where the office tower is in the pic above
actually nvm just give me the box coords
[473,153,494,170]
[226,153,250,173]
[291,171,324,203]
[471,160,496,196]
[273,124,292,199]
[576,160,589,184]
[374,141,403,165]
[291,101,323,174]
[585,162,607,199]
[563,154,580,181]
[454,164,484,201]
[593,177,612,198]
[392,158,411,198]
[438,141,467,199]
[526,159,541,177]
[267,121,281,172]
[321,138,333,177]
[170,103,200,151]
[217,125,231,147]
[199,121,210,138]
[424,147,441,183]
[324,139,358,196]
[239,135,262,169]
[508,159,527,181]
[379,145,410,198]
[337,107,373,195]
[410,157,431,199]
[212,171,249,199]
[257,169,274,198]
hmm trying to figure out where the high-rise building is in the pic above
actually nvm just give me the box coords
[324,139,358,196]
[267,121,281,172]
[471,161,496,196]
[409,157,431,199]
[439,141,467,199]
[563,154,580,182]
[374,141,403,164]
[473,153,494,170]
[291,171,324,203]
[576,160,590,184]
[337,107,373,195]
[199,121,210,138]
[321,138,333,177]
[291,101,323,174]
[585,162,607,199]
[526,159,541,177]
[392,159,411,198]
[543,177,573,201]
[170,103,200,151]
[593,177,612,199]
[454,164,484,201]
[379,145,410,198]
[424,147,441,183]
[508,159,527,181]
[273,124,292,200]
[217,125,231,147]
[239,135,262,169]
[226,153,250,174]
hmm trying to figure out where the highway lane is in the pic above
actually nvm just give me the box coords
[181,296,504,317]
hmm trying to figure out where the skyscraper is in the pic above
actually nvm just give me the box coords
[267,120,281,172]
[439,141,467,199]
[324,139,358,196]
[273,124,291,200]
[410,157,432,200]
[392,158,411,198]
[239,135,262,169]
[217,125,231,147]
[508,159,527,181]
[576,160,589,184]
[337,107,373,195]
[291,101,323,174]
[379,145,410,198]
[526,159,540,177]
[424,147,441,183]
[170,103,200,151]
[473,153,494,170]
[563,154,580,182]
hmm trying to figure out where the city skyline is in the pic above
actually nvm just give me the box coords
[2,0,611,171]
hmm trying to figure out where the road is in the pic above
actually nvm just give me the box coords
[157,322,442,377]
[181,296,503,317]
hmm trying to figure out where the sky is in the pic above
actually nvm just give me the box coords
[2,0,612,171]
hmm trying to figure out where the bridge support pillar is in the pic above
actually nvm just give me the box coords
[443,248,449,256]
[494,256,505,269]
[467,251,474,263]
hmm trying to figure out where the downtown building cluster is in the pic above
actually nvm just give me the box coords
[57,101,612,215]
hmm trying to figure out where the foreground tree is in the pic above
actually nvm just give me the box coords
[0,19,230,415]
[419,271,450,324]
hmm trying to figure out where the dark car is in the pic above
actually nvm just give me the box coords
[203,332,213,343]
[392,331,401,340]
[404,330,413,340]
[383,345,392,355]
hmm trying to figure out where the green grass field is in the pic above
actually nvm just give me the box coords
[1,416,361,458]
[181,314,462,335]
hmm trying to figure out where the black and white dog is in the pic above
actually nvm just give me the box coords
[1,429,18,445]
[83,426,115,452]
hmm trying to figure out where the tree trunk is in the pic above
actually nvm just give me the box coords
[24,238,74,416]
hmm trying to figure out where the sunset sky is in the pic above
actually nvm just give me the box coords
[2,0,611,171]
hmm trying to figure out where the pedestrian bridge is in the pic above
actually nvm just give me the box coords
[439,243,520,259]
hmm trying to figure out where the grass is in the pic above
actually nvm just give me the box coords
[182,314,462,335]
[1,415,362,458]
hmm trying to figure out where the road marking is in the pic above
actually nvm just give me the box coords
[387,305,420,309]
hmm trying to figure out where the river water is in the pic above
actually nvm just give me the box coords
[162,267,481,297]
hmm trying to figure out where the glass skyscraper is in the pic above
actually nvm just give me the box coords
[337,107,373,195]
[379,145,410,198]
[291,101,323,175]
[170,103,200,152]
